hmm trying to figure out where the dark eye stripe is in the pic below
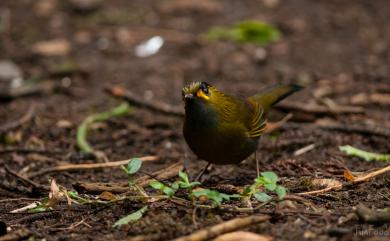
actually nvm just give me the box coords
[200,83,209,94]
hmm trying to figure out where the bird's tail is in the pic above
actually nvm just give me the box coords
[251,84,303,113]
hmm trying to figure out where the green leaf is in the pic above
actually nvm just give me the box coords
[234,20,280,44]
[149,180,165,190]
[113,206,148,228]
[127,158,142,175]
[275,185,286,200]
[207,20,280,45]
[171,182,179,190]
[264,182,277,191]
[339,145,390,162]
[242,186,253,196]
[162,186,175,197]
[67,191,79,199]
[192,189,232,207]
[254,192,272,202]
[77,102,131,153]
[261,171,278,183]
[178,171,189,183]
[149,180,175,197]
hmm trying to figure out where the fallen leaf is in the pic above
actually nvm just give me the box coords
[343,169,355,181]
[99,191,116,201]
[311,178,342,189]
[46,179,62,208]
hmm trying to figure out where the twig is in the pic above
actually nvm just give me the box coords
[172,215,270,241]
[297,165,390,196]
[294,144,316,156]
[73,161,183,194]
[4,166,48,193]
[0,104,35,135]
[0,228,31,241]
[0,81,55,101]
[11,211,60,224]
[277,101,365,114]
[26,155,158,178]
[105,85,184,117]
[264,113,293,133]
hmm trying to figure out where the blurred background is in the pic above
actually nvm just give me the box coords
[1,0,389,163]
[1,1,390,239]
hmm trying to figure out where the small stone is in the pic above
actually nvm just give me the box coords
[0,60,23,81]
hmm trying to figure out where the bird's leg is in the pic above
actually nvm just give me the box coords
[255,151,259,177]
[183,150,189,173]
[194,162,211,182]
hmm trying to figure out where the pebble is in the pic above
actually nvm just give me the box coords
[0,60,23,81]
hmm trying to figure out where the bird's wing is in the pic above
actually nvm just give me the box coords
[245,97,267,138]
[212,94,243,123]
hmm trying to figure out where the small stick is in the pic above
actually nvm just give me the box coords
[105,85,184,117]
[73,161,183,194]
[297,165,390,196]
[172,215,270,241]
[4,166,48,192]
[294,143,316,156]
[0,104,35,135]
[264,113,293,133]
[26,155,158,178]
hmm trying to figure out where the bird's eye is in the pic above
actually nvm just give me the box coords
[200,84,209,95]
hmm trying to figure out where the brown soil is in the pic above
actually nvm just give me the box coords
[1,0,389,240]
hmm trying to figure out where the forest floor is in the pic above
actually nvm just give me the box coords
[0,0,389,240]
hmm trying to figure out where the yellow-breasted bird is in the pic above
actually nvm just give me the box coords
[182,81,302,179]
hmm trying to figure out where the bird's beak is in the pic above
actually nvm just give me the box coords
[184,93,194,99]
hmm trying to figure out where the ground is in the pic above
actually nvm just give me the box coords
[0,0,389,240]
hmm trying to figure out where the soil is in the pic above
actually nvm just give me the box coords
[0,0,389,240]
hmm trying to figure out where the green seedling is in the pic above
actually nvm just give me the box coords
[77,102,131,153]
[171,171,201,192]
[149,180,175,198]
[192,189,240,207]
[339,145,390,162]
[243,171,287,202]
[113,206,148,228]
[207,20,280,45]
[121,158,148,197]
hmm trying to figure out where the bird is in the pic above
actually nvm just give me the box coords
[182,81,302,180]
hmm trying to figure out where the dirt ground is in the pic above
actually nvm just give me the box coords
[0,0,389,240]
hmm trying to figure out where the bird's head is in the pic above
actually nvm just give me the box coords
[182,81,223,123]
[182,81,218,103]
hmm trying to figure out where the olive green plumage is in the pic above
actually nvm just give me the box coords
[182,81,302,165]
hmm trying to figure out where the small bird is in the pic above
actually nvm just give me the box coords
[182,81,302,179]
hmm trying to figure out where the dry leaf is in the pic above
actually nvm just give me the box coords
[99,191,116,201]
[343,169,355,181]
[111,86,125,97]
[46,179,62,208]
[213,231,273,241]
[311,178,342,189]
